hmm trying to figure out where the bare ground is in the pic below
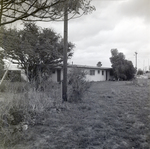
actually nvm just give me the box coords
[1,81,150,149]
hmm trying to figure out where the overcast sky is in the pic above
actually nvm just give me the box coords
[21,0,150,70]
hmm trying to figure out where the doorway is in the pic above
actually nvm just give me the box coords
[106,70,108,81]
[57,69,61,82]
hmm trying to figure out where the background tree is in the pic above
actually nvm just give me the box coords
[97,61,102,67]
[0,23,74,88]
[110,49,136,80]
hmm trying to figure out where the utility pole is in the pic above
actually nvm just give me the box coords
[135,52,138,70]
[62,3,68,102]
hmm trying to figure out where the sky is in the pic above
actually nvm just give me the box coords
[16,0,150,70]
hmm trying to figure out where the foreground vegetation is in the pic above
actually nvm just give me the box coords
[0,80,150,149]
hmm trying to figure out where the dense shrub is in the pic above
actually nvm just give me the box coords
[68,68,91,102]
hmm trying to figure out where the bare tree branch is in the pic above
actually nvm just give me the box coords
[0,0,95,26]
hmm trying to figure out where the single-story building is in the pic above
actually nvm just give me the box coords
[50,64,113,82]
[1,58,113,83]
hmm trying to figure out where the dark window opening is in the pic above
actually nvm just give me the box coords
[102,70,104,75]
[90,70,95,75]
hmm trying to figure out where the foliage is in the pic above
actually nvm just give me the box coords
[97,61,102,67]
[110,49,136,80]
[0,0,95,26]
[0,23,74,88]
[4,70,21,82]
[137,69,144,75]
[68,67,91,102]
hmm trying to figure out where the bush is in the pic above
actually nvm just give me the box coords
[0,98,28,147]
[137,69,144,75]
[68,68,91,102]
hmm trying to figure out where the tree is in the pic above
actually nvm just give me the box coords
[110,49,136,80]
[97,61,102,67]
[0,0,95,101]
[0,23,74,88]
[0,0,95,26]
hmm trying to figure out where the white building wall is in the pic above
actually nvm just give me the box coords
[50,71,57,82]
[85,69,107,81]
[50,69,63,82]
[50,67,111,82]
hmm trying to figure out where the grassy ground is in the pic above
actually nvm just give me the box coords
[0,81,150,149]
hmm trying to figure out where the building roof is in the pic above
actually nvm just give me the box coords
[3,59,20,71]
[0,47,4,51]
[68,64,112,70]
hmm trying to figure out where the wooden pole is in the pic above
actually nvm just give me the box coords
[62,3,68,101]
[0,63,10,86]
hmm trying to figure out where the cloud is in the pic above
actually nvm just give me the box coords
[37,0,150,70]
[118,0,150,23]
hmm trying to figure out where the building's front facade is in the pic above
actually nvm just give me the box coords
[50,64,113,82]
[2,60,112,83]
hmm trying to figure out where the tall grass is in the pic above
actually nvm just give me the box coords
[0,71,91,148]
[0,81,61,148]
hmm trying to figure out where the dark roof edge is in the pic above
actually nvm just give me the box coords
[67,64,112,70]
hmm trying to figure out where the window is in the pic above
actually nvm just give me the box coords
[102,70,104,75]
[90,70,95,75]
[98,70,100,74]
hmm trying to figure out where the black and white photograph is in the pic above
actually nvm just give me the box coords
[0,0,150,148]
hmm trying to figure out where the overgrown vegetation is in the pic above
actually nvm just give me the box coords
[0,68,91,147]
[68,67,91,102]
[0,81,150,148]
[0,81,62,148]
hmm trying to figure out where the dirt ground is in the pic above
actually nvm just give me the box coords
[2,81,150,149]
